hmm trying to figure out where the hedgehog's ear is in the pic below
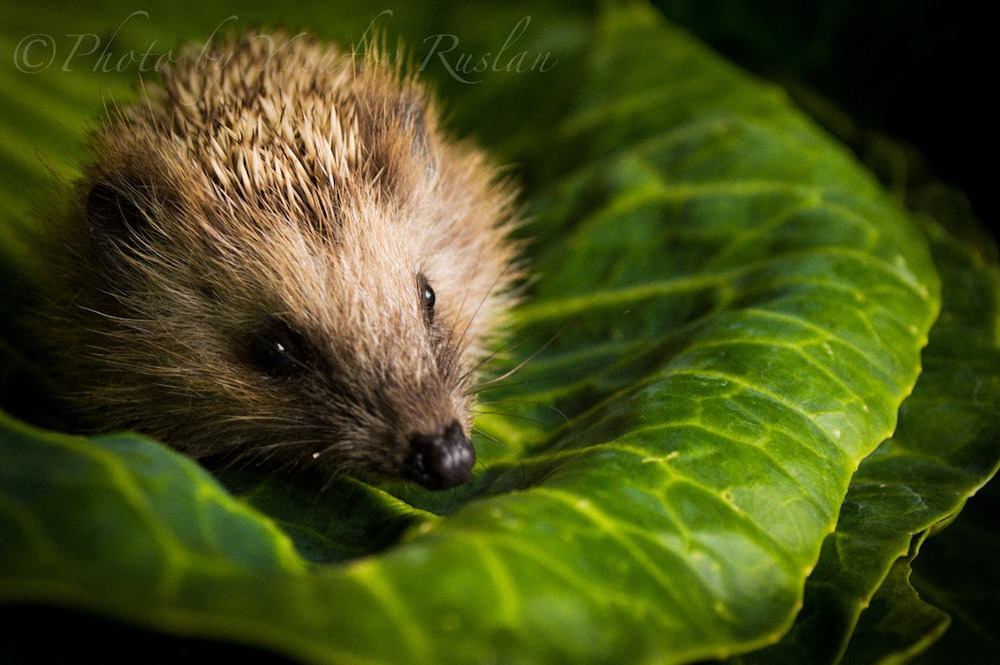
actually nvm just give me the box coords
[396,94,431,158]
[85,181,154,272]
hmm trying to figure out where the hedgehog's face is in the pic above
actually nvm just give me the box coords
[223,189,485,491]
[80,171,483,490]
[75,139,515,493]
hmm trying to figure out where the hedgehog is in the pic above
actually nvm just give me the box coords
[38,31,521,490]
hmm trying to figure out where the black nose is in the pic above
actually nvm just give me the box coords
[404,421,475,490]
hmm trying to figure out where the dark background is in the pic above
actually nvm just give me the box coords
[656,0,993,239]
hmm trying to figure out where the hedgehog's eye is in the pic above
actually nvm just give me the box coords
[248,320,308,378]
[419,273,435,323]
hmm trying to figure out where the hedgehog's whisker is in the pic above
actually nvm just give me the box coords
[465,328,562,393]
[472,398,570,425]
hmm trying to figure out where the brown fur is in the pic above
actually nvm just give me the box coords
[40,31,521,484]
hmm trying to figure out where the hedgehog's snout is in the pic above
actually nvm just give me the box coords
[403,420,475,490]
